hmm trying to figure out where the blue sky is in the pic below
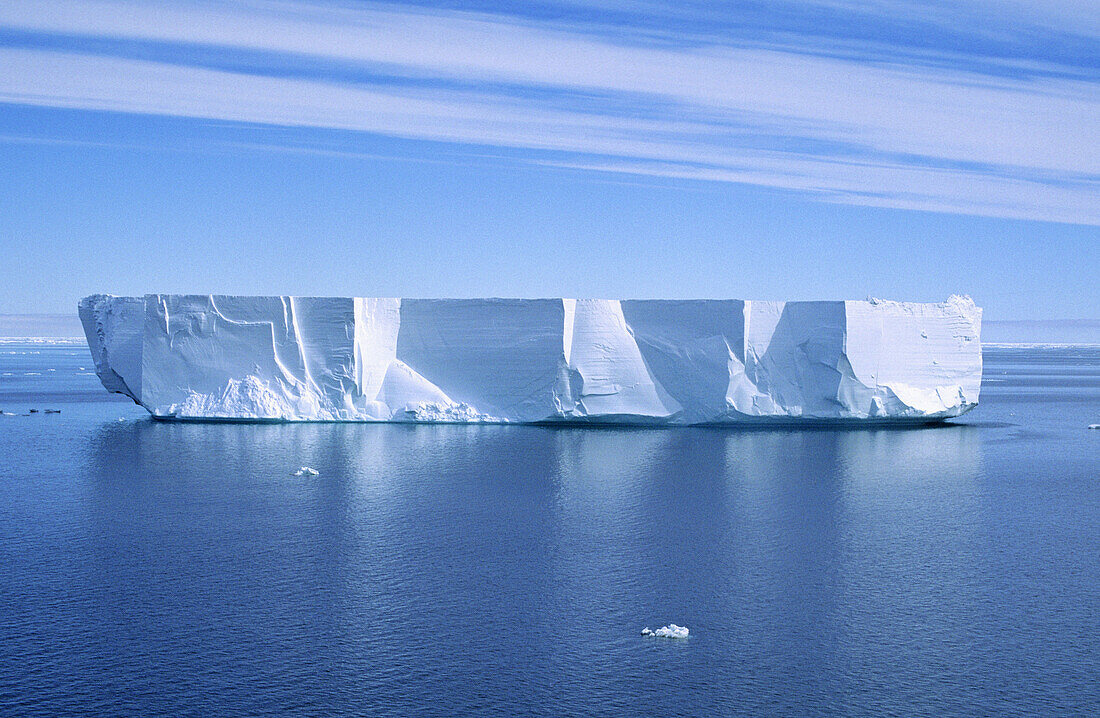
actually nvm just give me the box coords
[0,0,1096,319]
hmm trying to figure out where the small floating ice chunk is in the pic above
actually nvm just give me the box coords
[642,624,689,639]
[293,466,320,476]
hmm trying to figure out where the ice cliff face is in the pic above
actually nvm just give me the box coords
[78,294,982,424]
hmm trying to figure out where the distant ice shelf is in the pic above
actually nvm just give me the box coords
[78,294,982,424]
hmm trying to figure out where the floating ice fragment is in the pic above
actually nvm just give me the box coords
[642,624,689,639]
[293,466,320,476]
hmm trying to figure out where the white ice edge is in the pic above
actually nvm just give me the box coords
[78,294,983,424]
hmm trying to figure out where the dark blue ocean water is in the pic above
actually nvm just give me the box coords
[1,340,1097,716]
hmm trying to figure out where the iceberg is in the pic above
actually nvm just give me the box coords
[78,294,982,424]
[642,624,690,639]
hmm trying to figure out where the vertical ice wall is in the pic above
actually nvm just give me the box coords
[843,296,982,417]
[395,299,568,421]
[561,300,680,421]
[79,294,982,423]
[353,297,401,418]
[620,300,745,424]
[140,295,361,419]
[78,294,144,403]
[738,301,849,418]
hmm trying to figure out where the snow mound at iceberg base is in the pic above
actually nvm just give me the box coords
[78,294,982,424]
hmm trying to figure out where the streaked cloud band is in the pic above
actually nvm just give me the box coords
[1,0,1097,224]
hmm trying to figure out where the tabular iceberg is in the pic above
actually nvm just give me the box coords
[78,294,982,424]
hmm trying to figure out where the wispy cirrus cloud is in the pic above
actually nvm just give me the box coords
[0,0,1097,224]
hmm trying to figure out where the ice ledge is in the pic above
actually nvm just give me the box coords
[79,294,982,425]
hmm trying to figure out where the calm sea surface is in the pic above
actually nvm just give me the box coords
[1,341,1097,716]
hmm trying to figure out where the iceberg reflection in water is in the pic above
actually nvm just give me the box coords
[67,418,990,711]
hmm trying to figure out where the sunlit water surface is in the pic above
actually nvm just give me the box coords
[1,341,1097,716]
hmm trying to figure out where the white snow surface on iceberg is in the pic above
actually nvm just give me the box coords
[78,294,982,424]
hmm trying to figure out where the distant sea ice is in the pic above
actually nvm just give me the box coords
[293,467,320,476]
